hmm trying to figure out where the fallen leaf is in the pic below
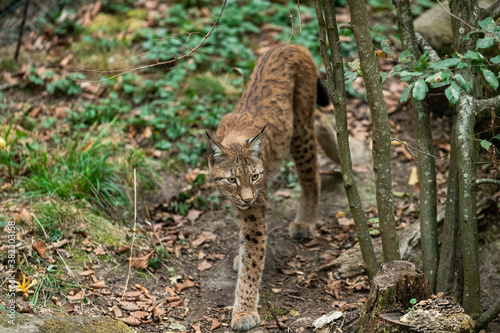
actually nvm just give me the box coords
[197,260,213,271]
[175,278,195,292]
[79,269,95,276]
[337,217,354,227]
[272,288,282,293]
[130,251,154,269]
[90,280,105,289]
[119,316,141,326]
[289,310,300,317]
[32,241,47,258]
[111,305,123,318]
[408,166,419,189]
[94,245,107,255]
[130,311,151,319]
[119,301,140,311]
[186,209,203,224]
[67,290,85,303]
[335,211,346,218]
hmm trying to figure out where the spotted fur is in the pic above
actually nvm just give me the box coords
[207,45,339,331]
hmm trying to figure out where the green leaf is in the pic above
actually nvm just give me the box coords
[156,140,172,150]
[412,79,429,101]
[381,39,393,55]
[445,83,461,105]
[399,70,424,77]
[476,36,495,49]
[478,17,498,33]
[429,58,461,69]
[483,69,499,91]
[453,74,470,93]
[457,62,469,69]
[400,82,414,103]
[464,50,484,62]
[398,49,414,63]
[380,72,388,83]
[480,140,492,150]
[491,55,500,64]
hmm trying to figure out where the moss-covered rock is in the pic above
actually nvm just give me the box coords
[0,314,132,333]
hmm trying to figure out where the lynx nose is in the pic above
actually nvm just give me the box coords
[243,198,253,204]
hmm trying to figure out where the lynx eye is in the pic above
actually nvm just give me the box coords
[227,177,237,184]
[251,174,260,181]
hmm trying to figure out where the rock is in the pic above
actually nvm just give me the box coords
[0,314,133,333]
[414,0,496,57]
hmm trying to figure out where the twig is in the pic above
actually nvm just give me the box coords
[475,295,500,330]
[436,0,478,32]
[265,300,287,331]
[283,0,295,45]
[122,168,138,299]
[391,137,463,160]
[14,0,29,62]
[73,0,228,81]
[296,0,302,32]
[476,178,500,186]
[287,294,306,302]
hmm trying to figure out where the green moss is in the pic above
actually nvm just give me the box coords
[84,13,143,34]
[127,9,148,20]
[377,287,397,310]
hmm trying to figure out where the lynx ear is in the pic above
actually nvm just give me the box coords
[207,139,225,167]
[247,125,267,159]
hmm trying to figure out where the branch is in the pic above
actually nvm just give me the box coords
[415,32,440,61]
[475,296,500,331]
[474,95,500,119]
[480,0,500,21]
[476,178,500,186]
[14,0,29,62]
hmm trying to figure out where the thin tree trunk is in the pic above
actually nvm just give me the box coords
[436,116,463,301]
[393,0,438,291]
[450,0,482,317]
[314,0,378,280]
[345,0,400,261]
[14,0,30,62]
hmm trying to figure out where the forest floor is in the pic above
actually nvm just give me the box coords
[1,1,500,332]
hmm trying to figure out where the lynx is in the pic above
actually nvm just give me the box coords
[206,45,340,331]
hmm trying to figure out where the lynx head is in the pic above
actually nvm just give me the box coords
[207,127,266,210]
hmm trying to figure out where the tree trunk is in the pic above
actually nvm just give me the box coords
[436,116,463,301]
[314,0,378,280]
[456,96,481,316]
[346,0,400,261]
[392,0,438,291]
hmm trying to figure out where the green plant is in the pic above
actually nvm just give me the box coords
[393,17,500,105]
[22,127,129,209]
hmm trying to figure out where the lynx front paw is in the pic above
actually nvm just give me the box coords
[231,311,260,331]
[289,221,314,240]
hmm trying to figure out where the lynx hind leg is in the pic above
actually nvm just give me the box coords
[289,122,321,240]
[314,109,340,165]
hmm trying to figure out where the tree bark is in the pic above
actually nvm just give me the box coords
[456,96,481,316]
[346,0,400,261]
[393,0,438,291]
[436,116,463,301]
[314,0,378,280]
[450,0,483,317]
